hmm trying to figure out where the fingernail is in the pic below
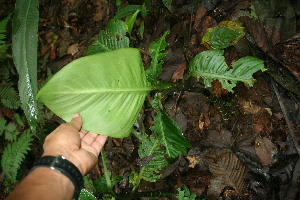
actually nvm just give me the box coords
[73,113,80,118]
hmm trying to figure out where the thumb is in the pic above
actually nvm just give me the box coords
[68,113,82,130]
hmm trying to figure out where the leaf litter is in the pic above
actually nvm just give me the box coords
[19,0,300,199]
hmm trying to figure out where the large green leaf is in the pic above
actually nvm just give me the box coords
[37,48,152,138]
[189,50,266,92]
[113,5,142,19]
[87,20,129,55]
[12,0,39,128]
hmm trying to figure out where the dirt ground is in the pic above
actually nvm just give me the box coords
[1,0,300,199]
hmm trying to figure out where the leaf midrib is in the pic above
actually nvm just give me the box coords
[47,87,153,95]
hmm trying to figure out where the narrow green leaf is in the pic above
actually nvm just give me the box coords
[150,95,191,158]
[113,5,142,19]
[202,21,245,50]
[37,48,152,138]
[87,20,129,55]
[12,0,39,128]
[146,31,170,84]
[189,50,266,92]
[125,10,140,35]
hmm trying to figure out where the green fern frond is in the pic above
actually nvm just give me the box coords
[0,117,19,141]
[0,83,21,109]
[0,14,11,59]
[1,130,34,183]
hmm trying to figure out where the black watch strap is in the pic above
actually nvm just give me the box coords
[32,155,83,200]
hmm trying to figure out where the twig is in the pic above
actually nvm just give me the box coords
[271,79,300,156]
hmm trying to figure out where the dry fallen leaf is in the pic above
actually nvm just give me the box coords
[171,63,186,82]
[238,99,262,115]
[255,137,278,166]
[186,156,200,168]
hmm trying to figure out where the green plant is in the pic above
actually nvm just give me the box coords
[0,83,21,109]
[12,0,39,128]
[176,186,197,200]
[0,14,11,60]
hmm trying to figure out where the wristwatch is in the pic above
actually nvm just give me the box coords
[31,155,84,200]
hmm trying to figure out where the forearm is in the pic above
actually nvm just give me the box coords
[6,167,74,200]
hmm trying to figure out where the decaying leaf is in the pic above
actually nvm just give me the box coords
[208,149,247,195]
[186,156,200,168]
[171,63,186,82]
[209,149,246,193]
[238,99,263,115]
[255,137,278,166]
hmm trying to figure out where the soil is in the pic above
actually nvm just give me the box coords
[1,0,300,199]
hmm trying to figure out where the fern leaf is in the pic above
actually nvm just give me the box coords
[87,20,129,55]
[0,83,21,109]
[189,50,266,92]
[1,130,34,183]
[146,31,170,84]
[176,186,197,200]
[79,189,97,200]
[150,95,191,158]
[0,117,6,136]
[4,123,19,142]
[0,14,11,59]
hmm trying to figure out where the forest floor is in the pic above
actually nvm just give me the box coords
[1,0,300,199]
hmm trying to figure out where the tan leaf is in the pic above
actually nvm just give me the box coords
[186,156,200,168]
[255,137,278,166]
[171,63,186,82]
[208,149,247,193]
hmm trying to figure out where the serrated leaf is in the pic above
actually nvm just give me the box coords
[150,95,191,158]
[12,0,39,128]
[125,10,140,35]
[176,186,197,200]
[79,189,97,200]
[37,48,152,138]
[0,14,11,59]
[87,20,129,55]
[202,21,245,50]
[146,31,170,84]
[113,5,142,19]
[189,50,266,92]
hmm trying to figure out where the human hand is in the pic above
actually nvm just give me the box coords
[42,113,107,175]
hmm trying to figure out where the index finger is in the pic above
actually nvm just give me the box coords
[65,113,82,130]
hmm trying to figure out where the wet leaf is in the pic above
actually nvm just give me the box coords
[255,137,278,166]
[202,21,245,50]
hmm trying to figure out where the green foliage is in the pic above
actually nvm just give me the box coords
[12,0,39,128]
[79,189,97,200]
[146,31,170,84]
[113,5,142,19]
[162,0,172,11]
[125,10,140,36]
[37,48,152,138]
[0,117,19,142]
[0,83,21,109]
[176,186,197,200]
[201,21,245,50]
[137,134,170,182]
[0,14,11,60]
[1,130,34,183]
[150,94,191,158]
[87,20,129,55]
[189,50,266,92]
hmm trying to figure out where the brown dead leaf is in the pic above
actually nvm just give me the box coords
[171,63,186,82]
[238,99,262,115]
[67,43,79,55]
[208,149,247,195]
[212,80,229,98]
[94,0,104,21]
[198,113,210,132]
[186,156,200,168]
[255,137,278,166]
[254,113,273,134]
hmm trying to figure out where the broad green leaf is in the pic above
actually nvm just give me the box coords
[162,0,172,11]
[12,0,39,128]
[125,10,140,35]
[37,48,152,138]
[150,95,191,158]
[146,31,170,84]
[87,20,129,55]
[79,189,97,200]
[189,50,266,92]
[202,21,245,50]
[113,5,142,19]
